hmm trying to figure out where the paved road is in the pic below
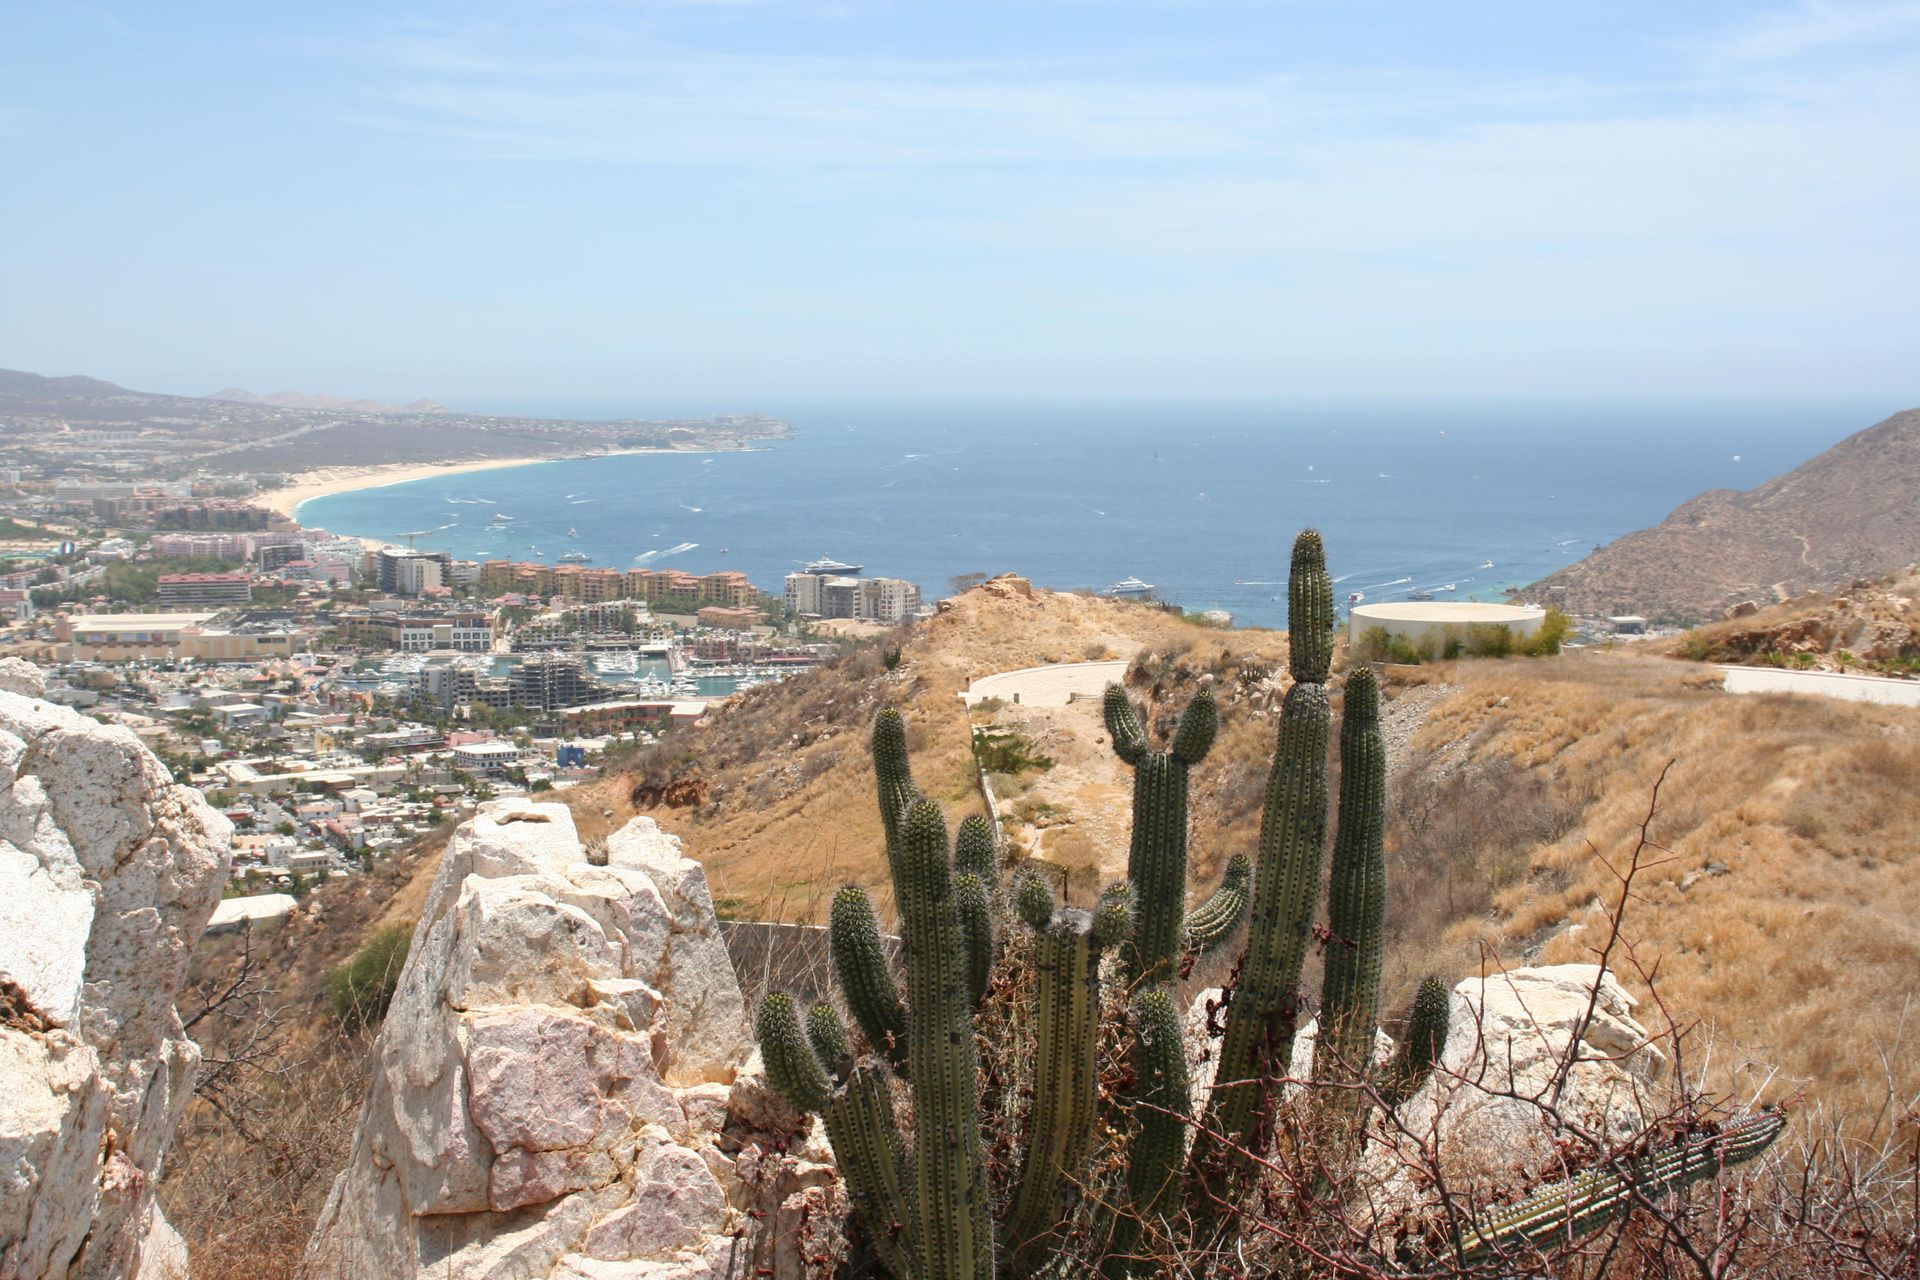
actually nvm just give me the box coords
[963,659,1130,707]
[1718,665,1920,708]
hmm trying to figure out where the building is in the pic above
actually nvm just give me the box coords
[784,572,921,623]
[54,612,309,662]
[340,610,495,653]
[509,654,604,712]
[556,698,706,735]
[150,532,250,560]
[375,548,453,596]
[157,572,253,609]
[451,740,524,777]
[697,605,762,629]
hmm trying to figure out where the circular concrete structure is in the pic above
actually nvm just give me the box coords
[1349,601,1546,659]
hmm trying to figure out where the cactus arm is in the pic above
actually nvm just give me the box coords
[874,706,920,851]
[1287,529,1334,682]
[1169,687,1217,765]
[1114,689,1215,986]
[1314,666,1387,1093]
[954,872,996,1008]
[807,1001,854,1084]
[1013,864,1056,930]
[896,799,993,1280]
[954,813,1000,886]
[825,1065,924,1280]
[1183,854,1252,957]
[758,992,834,1113]
[831,885,909,1074]
[1103,684,1147,764]
[1007,910,1106,1276]
[1455,1111,1787,1263]
[1381,976,1450,1109]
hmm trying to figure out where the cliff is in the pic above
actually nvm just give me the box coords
[0,659,229,1278]
[1524,408,1920,621]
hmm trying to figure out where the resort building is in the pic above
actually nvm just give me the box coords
[156,572,253,609]
[785,572,922,623]
[54,612,309,662]
[375,548,453,596]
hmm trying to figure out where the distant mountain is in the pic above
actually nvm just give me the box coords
[0,369,144,400]
[207,388,449,414]
[1523,408,1920,622]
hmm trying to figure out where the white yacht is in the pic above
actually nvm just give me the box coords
[1106,576,1154,597]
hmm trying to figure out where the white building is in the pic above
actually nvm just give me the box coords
[784,572,922,623]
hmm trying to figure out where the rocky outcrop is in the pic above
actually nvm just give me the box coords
[304,803,834,1280]
[0,676,229,1279]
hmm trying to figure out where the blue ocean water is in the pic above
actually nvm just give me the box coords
[300,400,1877,629]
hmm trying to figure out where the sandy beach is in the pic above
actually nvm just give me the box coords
[258,457,549,522]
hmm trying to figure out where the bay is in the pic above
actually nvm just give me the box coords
[299,399,1874,629]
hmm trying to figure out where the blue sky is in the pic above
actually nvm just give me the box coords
[3,1,1917,405]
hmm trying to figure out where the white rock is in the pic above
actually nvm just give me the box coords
[306,807,763,1279]
[0,686,225,1280]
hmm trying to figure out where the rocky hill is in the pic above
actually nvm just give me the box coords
[1669,566,1920,674]
[207,388,449,414]
[1523,407,1920,622]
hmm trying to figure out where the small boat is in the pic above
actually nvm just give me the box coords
[559,550,591,563]
[566,527,580,538]
[804,557,864,575]
[1347,591,1365,605]
[1408,589,1434,602]
[490,513,514,522]
[1439,583,1458,593]
[1106,576,1154,597]
[1480,560,1495,569]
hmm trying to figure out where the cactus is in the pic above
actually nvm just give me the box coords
[754,528,1782,1279]
[1456,1109,1788,1263]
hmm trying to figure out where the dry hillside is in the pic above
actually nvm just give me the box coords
[1524,407,1920,621]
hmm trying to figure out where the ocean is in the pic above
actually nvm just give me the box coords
[299,399,1876,629]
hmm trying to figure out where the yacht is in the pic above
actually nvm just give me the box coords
[566,527,580,538]
[1480,560,1495,569]
[1346,591,1365,605]
[1408,589,1435,602]
[804,557,864,575]
[490,513,515,523]
[1106,576,1154,597]
[1439,582,1458,593]
[559,550,591,563]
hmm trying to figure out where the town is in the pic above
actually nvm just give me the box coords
[0,464,927,932]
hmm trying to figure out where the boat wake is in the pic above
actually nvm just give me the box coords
[633,542,699,564]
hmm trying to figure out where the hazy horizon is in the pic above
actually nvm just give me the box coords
[5,1,1918,406]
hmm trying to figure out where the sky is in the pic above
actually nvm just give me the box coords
[2,0,1918,405]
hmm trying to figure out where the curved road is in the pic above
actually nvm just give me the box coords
[1718,665,1920,708]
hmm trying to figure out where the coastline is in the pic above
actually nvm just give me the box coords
[259,447,721,524]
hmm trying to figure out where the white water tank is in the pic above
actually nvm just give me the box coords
[1348,602,1546,656]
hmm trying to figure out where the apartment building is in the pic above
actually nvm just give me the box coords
[157,572,253,609]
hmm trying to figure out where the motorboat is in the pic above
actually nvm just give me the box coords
[1106,576,1154,597]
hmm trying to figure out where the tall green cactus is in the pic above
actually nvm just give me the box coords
[754,527,1782,1279]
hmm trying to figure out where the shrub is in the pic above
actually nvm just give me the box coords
[970,726,1055,775]
[326,924,413,1030]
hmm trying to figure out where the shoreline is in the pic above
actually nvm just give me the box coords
[258,448,719,524]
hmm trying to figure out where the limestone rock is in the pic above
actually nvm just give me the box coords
[0,685,227,1280]
[304,806,762,1280]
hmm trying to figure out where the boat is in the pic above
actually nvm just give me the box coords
[593,652,639,675]
[804,557,864,575]
[559,550,591,563]
[1408,589,1435,602]
[490,513,515,522]
[1480,560,1495,569]
[1346,591,1365,605]
[566,527,580,538]
[1439,582,1458,592]
[1106,576,1154,597]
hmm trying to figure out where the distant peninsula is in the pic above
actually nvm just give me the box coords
[0,366,790,479]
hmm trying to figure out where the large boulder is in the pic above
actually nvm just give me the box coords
[304,806,761,1280]
[0,681,228,1279]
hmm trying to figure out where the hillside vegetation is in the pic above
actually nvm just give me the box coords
[1525,407,1920,621]
[1669,565,1920,676]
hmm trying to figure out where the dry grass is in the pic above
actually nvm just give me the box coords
[1393,650,1920,1116]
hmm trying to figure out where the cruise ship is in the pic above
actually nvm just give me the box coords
[1106,576,1154,597]
[803,557,863,575]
